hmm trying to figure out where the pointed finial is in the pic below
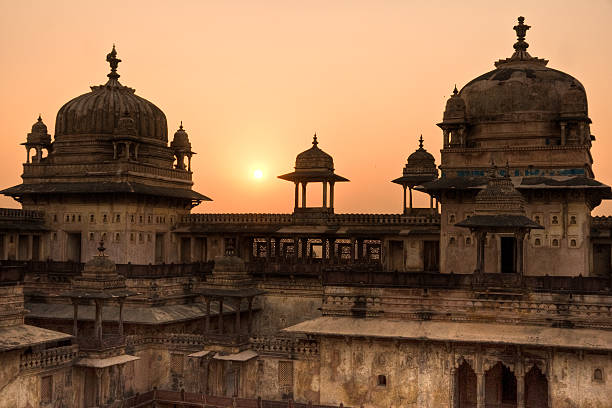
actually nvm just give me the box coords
[312,133,318,147]
[37,114,42,122]
[97,240,106,256]
[418,135,424,149]
[453,85,458,96]
[106,44,122,80]
[513,16,531,53]
[179,121,183,130]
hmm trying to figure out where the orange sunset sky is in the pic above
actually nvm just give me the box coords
[1,1,611,214]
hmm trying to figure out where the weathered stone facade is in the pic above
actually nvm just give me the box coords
[0,16,611,408]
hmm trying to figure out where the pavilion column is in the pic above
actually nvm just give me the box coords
[247,297,253,335]
[218,297,224,333]
[293,238,298,261]
[449,366,457,408]
[409,187,413,210]
[516,365,525,408]
[26,148,31,164]
[322,239,328,262]
[475,231,486,274]
[205,297,211,333]
[113,142,117,159]
[301,182,307,208]
[72,300,78,336]
[187,154,192,172]
[266,238,271,261]
[95,299,103,343]
[294,183,299,209]
[118,299,125,337]
[476,367,485,408]
[329,182,335,212]
[402,185,407,215]
[350,237,355,262]
[443,129,450,147]
[322,181,328,208]
[235,298,241,334]
[356,238,363,261]
[516,231,525,275]
[560,122,567,145]
[95,368,103,407]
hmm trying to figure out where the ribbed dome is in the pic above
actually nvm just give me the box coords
[27,115,51,145]
[295,135,334,171]
[171,123,191,149]
[452,17,589,148]
[54,46,168,142]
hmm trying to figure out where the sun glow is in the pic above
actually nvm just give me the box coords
[253,169,263,179]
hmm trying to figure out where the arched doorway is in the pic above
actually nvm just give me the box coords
[457,360,477,407]
[525,365,548,408]
[485,362,517,407]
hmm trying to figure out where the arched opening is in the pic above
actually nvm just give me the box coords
[525,365,548,408]
[485,362,516,407]
[456,360,477,407]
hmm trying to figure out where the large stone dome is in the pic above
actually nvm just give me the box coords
[444,17,590,149]
[54,46,168,143]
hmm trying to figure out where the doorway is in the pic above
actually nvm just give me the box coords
[66,233,81,262]
[500,237,516,273]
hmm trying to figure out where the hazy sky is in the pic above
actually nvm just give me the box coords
[1,1,611,214]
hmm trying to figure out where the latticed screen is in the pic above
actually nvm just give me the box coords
[41,375,53,403]
[171,354,184,375]
[278,361,294,399]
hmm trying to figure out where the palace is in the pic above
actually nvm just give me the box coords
[0,17,610,408]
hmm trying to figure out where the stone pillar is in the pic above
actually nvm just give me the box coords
[247,297,253,335]
[476,368,485,408]
[218,297,224,333]
[26,147,31,164]
[301,182,307,208]
[350,237,355,262]
[516,371,525,408]
[118,299,125,337]
[187,154,192,172]
[95,368,103,407]
[449,366,457,408]
[516,232,525,275]
[322,181,328,208]
[95,299,103,343]
[409,187,413,210]
[205,297,211,333]
[560,122,566,145]
[475,231,486,273]
[294,183,299,209]
[443,129,449,147]
[113,142,117,159]
[235,298,241,334]
[330,182,335,212]
[72,300,78,336]
[402,185,407,214]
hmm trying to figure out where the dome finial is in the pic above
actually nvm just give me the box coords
[505,160,511,178]
[418,135,424,149]
[513,16,530,54]
[180,121,183,130]
[453,85,458,95]
[312,133,318,147]
[106,44,121,80]
[37,114,42,122]
[97,240,106,256]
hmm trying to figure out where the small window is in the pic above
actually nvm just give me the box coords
[52,233,57,241]
[71,214,75,222]
[147,234,152,242]
[53,214,58,222]
[552,238,559,247]
[377,374,387,387]
[570,239,577,247]
[449,214,455,224]
[139,233,143,243]
[130,233,135,242]
[89,233,94,241]
[449,237,456,245]
[139,215,143,223]
[90,214,95,223]
[101,233,107,242]
[465,237,471,245]
[115,233,120,242]
[534,238,541,246]
[115,214,121,223]
[103,214,108,223]
[148,215,152,224]
[594,368,604,382]
[570,216,577,225]
[130,214,135,223]
[552,215,559,225]
[77,215,81,222]
[534,215,540,224]
[65,215,70,222]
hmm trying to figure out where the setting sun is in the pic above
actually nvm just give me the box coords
[253,169,263,179]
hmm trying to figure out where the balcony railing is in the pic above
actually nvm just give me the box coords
[77,334,126,351]
[20,344,78,371]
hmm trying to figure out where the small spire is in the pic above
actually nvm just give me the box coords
[37,114,42,122]
[418,135,424,149]
[312,133,318,147]
[505,160,511,178]
[97,240,106,256]
[513,16,531,52]
[453,85,458,96]
[179,121,183,130]
[106,44,122,80]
